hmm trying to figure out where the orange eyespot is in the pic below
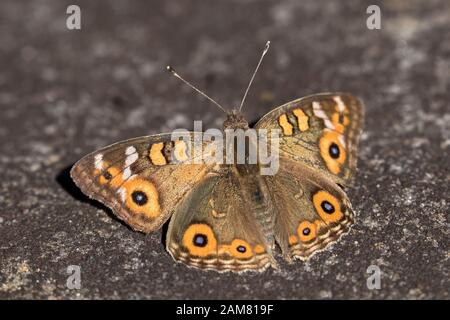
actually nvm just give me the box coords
[229,239,253,259]
[313,190,343,224]
[122,178,160,219]
[219,239,255,259]
[182,223,217,257]
[297,221,317,243]
[95,162,123,188]
[319,131,346,174]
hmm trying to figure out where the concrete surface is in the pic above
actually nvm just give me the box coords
[0,0,449,299]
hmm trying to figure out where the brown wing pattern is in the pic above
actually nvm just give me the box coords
[166,166,277,272]
[256,93,364,186]
[71,133,215,233]
[264,158,354,261]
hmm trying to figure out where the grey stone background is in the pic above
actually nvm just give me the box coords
[0,0,448,299]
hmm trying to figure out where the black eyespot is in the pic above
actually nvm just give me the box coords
[321,200,335,214]
[329,143,340,159]
[302,227,311,236]
[236,245,247,253]
[103,171,112,180]
[131,190,148,206]
[193,234,208,247]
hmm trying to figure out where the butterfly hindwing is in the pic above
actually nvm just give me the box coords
[166,165,277,272]
[256,92,364,186]
[71,133,214,233]
[264,157,354,261]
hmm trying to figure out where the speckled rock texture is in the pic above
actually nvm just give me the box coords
[0,0,448,299]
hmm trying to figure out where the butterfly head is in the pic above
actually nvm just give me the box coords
[223,110,249,130]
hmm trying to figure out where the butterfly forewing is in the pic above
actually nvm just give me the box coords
[71,133,215,233]
[255,93,364,186]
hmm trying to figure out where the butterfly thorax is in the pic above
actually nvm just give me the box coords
[223,110,249,130]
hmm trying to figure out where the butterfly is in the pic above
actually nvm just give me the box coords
[71,42,364,273]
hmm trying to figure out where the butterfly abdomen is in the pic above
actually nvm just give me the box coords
[235,164,276,247]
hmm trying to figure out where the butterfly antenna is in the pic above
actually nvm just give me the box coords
[166,66,227,114]
[238,41,270,112]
